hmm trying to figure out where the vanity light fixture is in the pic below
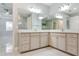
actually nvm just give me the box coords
[28,7,42,13]
[38,16,44,20]
[18,22,22,25]
[55,14,63,19]
[73,8,77,10]
[59,4,70,11]
[5,12,9,15]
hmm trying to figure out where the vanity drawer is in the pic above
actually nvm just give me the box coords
[57,34,65,38]
[19,40,30,45]
[67,34,77,38]
[18,33,30,37]
[50,36,58,48]
[40,36,48,47]
[66,46,77,55]
[51,41,58,48]
[19,43,29,47]
[19,44,30,52]
[50,33,57,36]
[40,43,48,47]
[67,44,77,49]
[30,36,40,50]
[77,34,79,55]
[19,37,30,43]
[31,33,40,36]
[40,33,48,36]
[40,35,48,40]
[66,34,78,55]
[67,41,77,47]
[58,37,66,51]
[67,37,77,46]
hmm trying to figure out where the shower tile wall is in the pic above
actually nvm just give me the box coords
[0,17,13,55]
[0,3,13,56]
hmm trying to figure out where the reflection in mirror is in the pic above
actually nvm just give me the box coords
[67,20,70,29]
[17,8,64,30]
[42,18,53,30]
[18,8,32,30]
[16,3,68,31]
[42,17,63,30]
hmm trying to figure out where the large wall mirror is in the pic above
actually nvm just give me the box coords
[17,9,64,31]
[16,3,64,31]
[16,3,79,32]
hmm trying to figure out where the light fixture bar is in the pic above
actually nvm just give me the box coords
[28,7,42,13]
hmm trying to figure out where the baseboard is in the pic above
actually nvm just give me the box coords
[20,46,49,54]
[49,45,76,56]
[20,45,76,56]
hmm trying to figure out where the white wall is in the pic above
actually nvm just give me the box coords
[0,3,13,55]
[69,16,79,32]
[0,15,13,55]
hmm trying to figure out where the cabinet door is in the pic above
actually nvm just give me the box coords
[19,44,30,52]
[78,34,79,55]
[40,33,48,36]
[58,34,66,51]
[50,33,58,48]
[67,45,77,55]
[30,36,40,50]
[40,35,48,47]
[18,33,30,52]
[66,34,77,55]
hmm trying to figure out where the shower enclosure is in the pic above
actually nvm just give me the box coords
[0,3,13,56]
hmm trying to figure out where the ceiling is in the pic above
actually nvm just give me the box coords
[0,3,12,15]
[1,3,79,17]
[17,3,79,17]
[42,3,79,16]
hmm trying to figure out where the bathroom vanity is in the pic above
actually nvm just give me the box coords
[14,31,79,56]
[16,31,49,53]
[49,32,78,55]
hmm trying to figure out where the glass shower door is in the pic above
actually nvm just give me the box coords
[0,3,13,56]
[0,17,13,56]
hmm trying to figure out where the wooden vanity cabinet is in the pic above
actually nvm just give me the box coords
[18,32,49,52]
[66,33,78,55]
[30,33,40,50]
[50,33,66,51]
[17,32,78,56]
[18,33,30,52]
[49,33,58,48]
[50,33,78,55]
[40,33,48,47]
[77,34,79,55]
[57,33,66,51]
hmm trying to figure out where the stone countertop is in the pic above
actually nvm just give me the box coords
[18,30,62,33]
[18,30,79,34]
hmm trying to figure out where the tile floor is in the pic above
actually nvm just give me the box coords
[16,47,71,56]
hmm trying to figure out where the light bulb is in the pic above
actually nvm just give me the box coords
[28,7,42,13]
[39,16,44,20]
